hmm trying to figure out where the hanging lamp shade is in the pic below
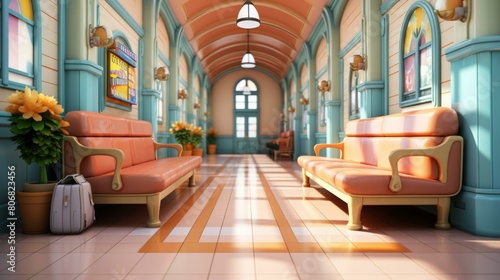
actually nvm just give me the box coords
[241,30,256,68]
[236,0,260,29]
[243,80,251,94]
[241,52,256,68]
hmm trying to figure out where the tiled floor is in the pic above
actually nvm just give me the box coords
[2,154,500,279]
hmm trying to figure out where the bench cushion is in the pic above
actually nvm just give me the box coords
[298,145,462,196]
[86,156,202,194]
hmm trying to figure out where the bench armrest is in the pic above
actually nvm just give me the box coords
[388,135,463,192]
[314,142,344,157]
[153,142,183,157]
[64,136,124,191]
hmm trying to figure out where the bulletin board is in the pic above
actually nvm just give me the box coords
[107,42,137,106]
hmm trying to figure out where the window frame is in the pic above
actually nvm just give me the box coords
[348,69,360,120]
[398,1,441,107]
[0,0,41,90]
[234,78,259,140]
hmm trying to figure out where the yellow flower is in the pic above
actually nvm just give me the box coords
[192,126,203,136]
[17,86,48,121]
[39,94,64,115]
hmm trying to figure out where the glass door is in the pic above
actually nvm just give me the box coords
[235,113,259,154]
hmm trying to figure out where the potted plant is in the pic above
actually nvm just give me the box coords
[169,121,193,156]
[4,85,69,234]
[191,126,204,157]
[207,127,217,155]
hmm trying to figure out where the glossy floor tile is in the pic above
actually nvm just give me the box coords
[1,154,500,279]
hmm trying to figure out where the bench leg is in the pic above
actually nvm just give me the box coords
[435,197,451,230]
[146,194,161,227]
[347,197,363,230]
[302,169,310,187]
[188,170,196,187]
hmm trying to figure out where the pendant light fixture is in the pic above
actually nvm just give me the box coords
[241,30,256,68]
[236,0,260,29]
[243,79,251,95]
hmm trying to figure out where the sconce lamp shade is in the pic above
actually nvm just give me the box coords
[155,66,169,81]
[194,103,200,109]
[178,89,187,100]
[350,55,366,71]
[435,0,468,22]
[318,80,331,92]
[300,97,309,105]
[241,52,256,68]
[288,106,295,113]
[236,0,260,29]
[89,25,114,48]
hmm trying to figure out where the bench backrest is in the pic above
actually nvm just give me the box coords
[278,130,294,149]
[342,107,460,180]
[63,111,156,177]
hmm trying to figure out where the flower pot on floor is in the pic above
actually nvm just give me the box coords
[192,148,203,157]
[208,144,216,155]
[17,182,56,234]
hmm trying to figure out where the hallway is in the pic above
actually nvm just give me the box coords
[2,155,500,279]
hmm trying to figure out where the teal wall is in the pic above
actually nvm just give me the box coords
[446,36,500,237]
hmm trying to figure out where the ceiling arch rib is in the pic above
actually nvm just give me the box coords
[167,0,329,81]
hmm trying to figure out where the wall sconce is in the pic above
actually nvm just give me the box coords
[204,112,209,117]
[318,80,331,92]
[435,0,468,22]
[178,89,187,100]
[300,97,309,105]
[288,106,295,113]
[350,55,365,71]
[89,25,114,48]
[194,103,200,109]
[154,66,169,81]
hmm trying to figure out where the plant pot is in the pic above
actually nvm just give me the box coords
[208,144,216,155]
[16,182,57,234]
[181,150,192,156]
[17,191,53,234]
[192,148,203,157]
[183,143,193,151]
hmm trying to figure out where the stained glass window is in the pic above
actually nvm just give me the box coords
[401,6,434,105]
[5,0,34,85]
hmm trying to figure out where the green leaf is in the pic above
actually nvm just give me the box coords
[32,121,45,131]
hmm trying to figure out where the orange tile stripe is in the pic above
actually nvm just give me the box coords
[139,156,409,254]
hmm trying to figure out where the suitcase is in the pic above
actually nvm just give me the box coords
[50,174,95,234]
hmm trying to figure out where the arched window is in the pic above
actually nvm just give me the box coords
[235,78,258,110]
[1,0,37,88]
[234,78,258,141]
[399,2,441,107]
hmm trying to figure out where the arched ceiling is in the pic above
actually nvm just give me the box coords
[167,0,329,82]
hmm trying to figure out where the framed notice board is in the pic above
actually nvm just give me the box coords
[107,42,137,106]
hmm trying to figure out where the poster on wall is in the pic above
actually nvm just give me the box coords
[107,42,137,105]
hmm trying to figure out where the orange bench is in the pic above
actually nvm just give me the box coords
[266,130,294,160]
[298,107,463,230]
[62,111,202,227]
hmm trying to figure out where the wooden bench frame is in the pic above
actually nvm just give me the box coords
[266,130,294,161]
[64,136,195,228]
[62,111,201,228]
[299,108,463,231]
